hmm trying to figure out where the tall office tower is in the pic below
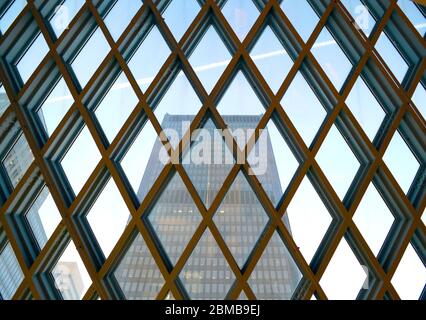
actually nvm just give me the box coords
[52,262,84,300]
[115,114,301,300]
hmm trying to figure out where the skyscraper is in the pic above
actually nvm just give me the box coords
[114,114,301,300]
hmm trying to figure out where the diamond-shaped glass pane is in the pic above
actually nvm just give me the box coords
[346,77,386,141]
[103,0,141,41]
[383,131,419,194]
[281,0,319,43]
[311,28,353,91]
[49,0,85,38]
[52,240,91,300]
[182,118,234,209]
[248,232,301,299]
[320,239,367,299]
[179,228,235,300]
[213,172,269,268]
[163,0,200,42]
[86,179,129,258]
[0,242,24,300]
[391,243,426,300]
[94,72,138,142]
[25,187,62,250]
[0,84,10,117]
[147,173,201,266]
[316,125,360,200]
[286,177,332,263]
[114,233,165,300]
[412,82,425,119]
[341,0,376,37]
[353,183,394,256]
[250,26,293,93]
[127,25,171,92]
[38,78,74,136]
[375,31,409,84]
[120,121,168,203]
[398,0,426,37]
[153,72,201,148]
[3,133,34,188]
[16,33,49,84]
[0,0,26,34]
[188,26,231,93]
[221,0,259,41]
[71,28,110,89]
[247,118,299,207]
[281,72,327,147]
[60,126,102,195]
[217,71,265,149]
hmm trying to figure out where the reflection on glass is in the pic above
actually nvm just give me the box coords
[250,26,293,93]
[127,26,170,92]
[221,0,259,41]
[16,33,49,84]
[391,243,426,300]
[103,0,141,41]
[0,242,24,300]
[71,28,110,89]
[353,183,394,256]
[375,32,409,84]
[180,229,235,300]
[316,125,360,200]
[281,71,327,147]
[341,0,376,37]
[320,239,367,299]
[86,179,129,258]
[60,126,101,195]
[188,26,231,93]
[49,0,85,38]
[26,188,62,250]
[52,240,90,300]
[383,131,419,194]
[94,72,138,142]
[281,0,319,42]
[162,0,200,42]
[248,232,301,300]
[3,133,34,188]
[346,77,386,141]
[311,28,353,91]
[114,233,165,300]
[38,78,74,136]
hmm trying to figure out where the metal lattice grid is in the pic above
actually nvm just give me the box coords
[0,0,424,300]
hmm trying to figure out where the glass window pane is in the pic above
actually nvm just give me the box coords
[0,242,24,300]
[26,188,62,250]
[16,33,49,84]
[49,0,85,38]
[52,240,90,300]
[0,0,27,34]
[103,0,141,41]
[3,133,34,188]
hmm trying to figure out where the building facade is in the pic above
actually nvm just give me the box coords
[114,114,301,300]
